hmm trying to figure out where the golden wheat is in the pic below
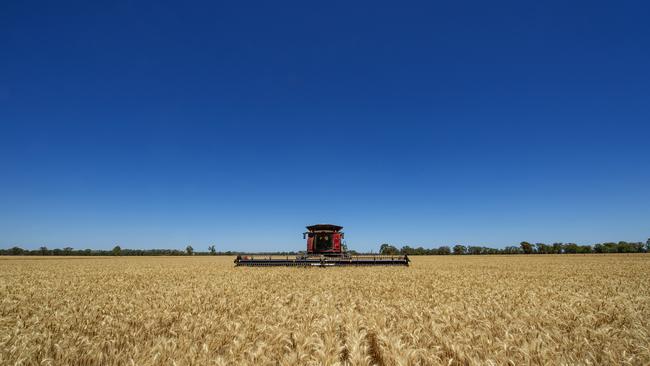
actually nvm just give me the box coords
[1,254,649,365]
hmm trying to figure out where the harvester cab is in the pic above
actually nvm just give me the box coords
[303,224,344,256]
[234,224,410,267]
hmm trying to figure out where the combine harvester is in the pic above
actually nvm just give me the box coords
[234,224,409,267]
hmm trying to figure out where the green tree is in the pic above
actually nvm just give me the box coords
[453,245,466,255]
[208,245,216,255]
[577,245,592,254]
[520,241,533,254]
[646,238,650,253]
[600,242,616,253]
[437,246,451,255]
[411,247,422,255]
[112,245,122,256]
[63,247,73,255]
[535,243,550,254]
[564,243,579,254]
[379,243,399,255]
[186,245,194,256]
[40,246,48,255]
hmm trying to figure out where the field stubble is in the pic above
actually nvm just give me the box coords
[1,254,649,365]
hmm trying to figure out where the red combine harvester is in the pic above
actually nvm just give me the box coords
[234,224,409,267]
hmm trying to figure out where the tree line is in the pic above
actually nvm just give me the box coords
[2,239,649,256]
[379,239,650,255]
[0,245,237,256]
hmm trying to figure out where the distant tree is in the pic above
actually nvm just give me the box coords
[186,245,194,256]
[63,247,73,255]
[577,245,592,254]
[10,246,25,255]
[208,245,216,255]
[602,242,617,253]
[646,238,650,253]
[112,245,122,256]
[413,246,427,255]
[552,243,564,254]
[400,246,414,255]
[452,245,466,255]
[535,243,551,254]
[39,246,48,255]
[437,246,451,255]
[520,242,533,254]
[564,243,579,254]
[379,243,399,255]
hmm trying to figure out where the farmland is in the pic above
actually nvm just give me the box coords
[1,255,649,365]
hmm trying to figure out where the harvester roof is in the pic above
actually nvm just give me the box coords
[305,224,343,232]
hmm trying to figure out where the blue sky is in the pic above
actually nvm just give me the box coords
[1,1,649,252]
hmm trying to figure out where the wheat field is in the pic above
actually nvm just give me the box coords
[1,255,649,365]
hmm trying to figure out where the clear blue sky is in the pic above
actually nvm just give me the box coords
[1,1,649,252]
